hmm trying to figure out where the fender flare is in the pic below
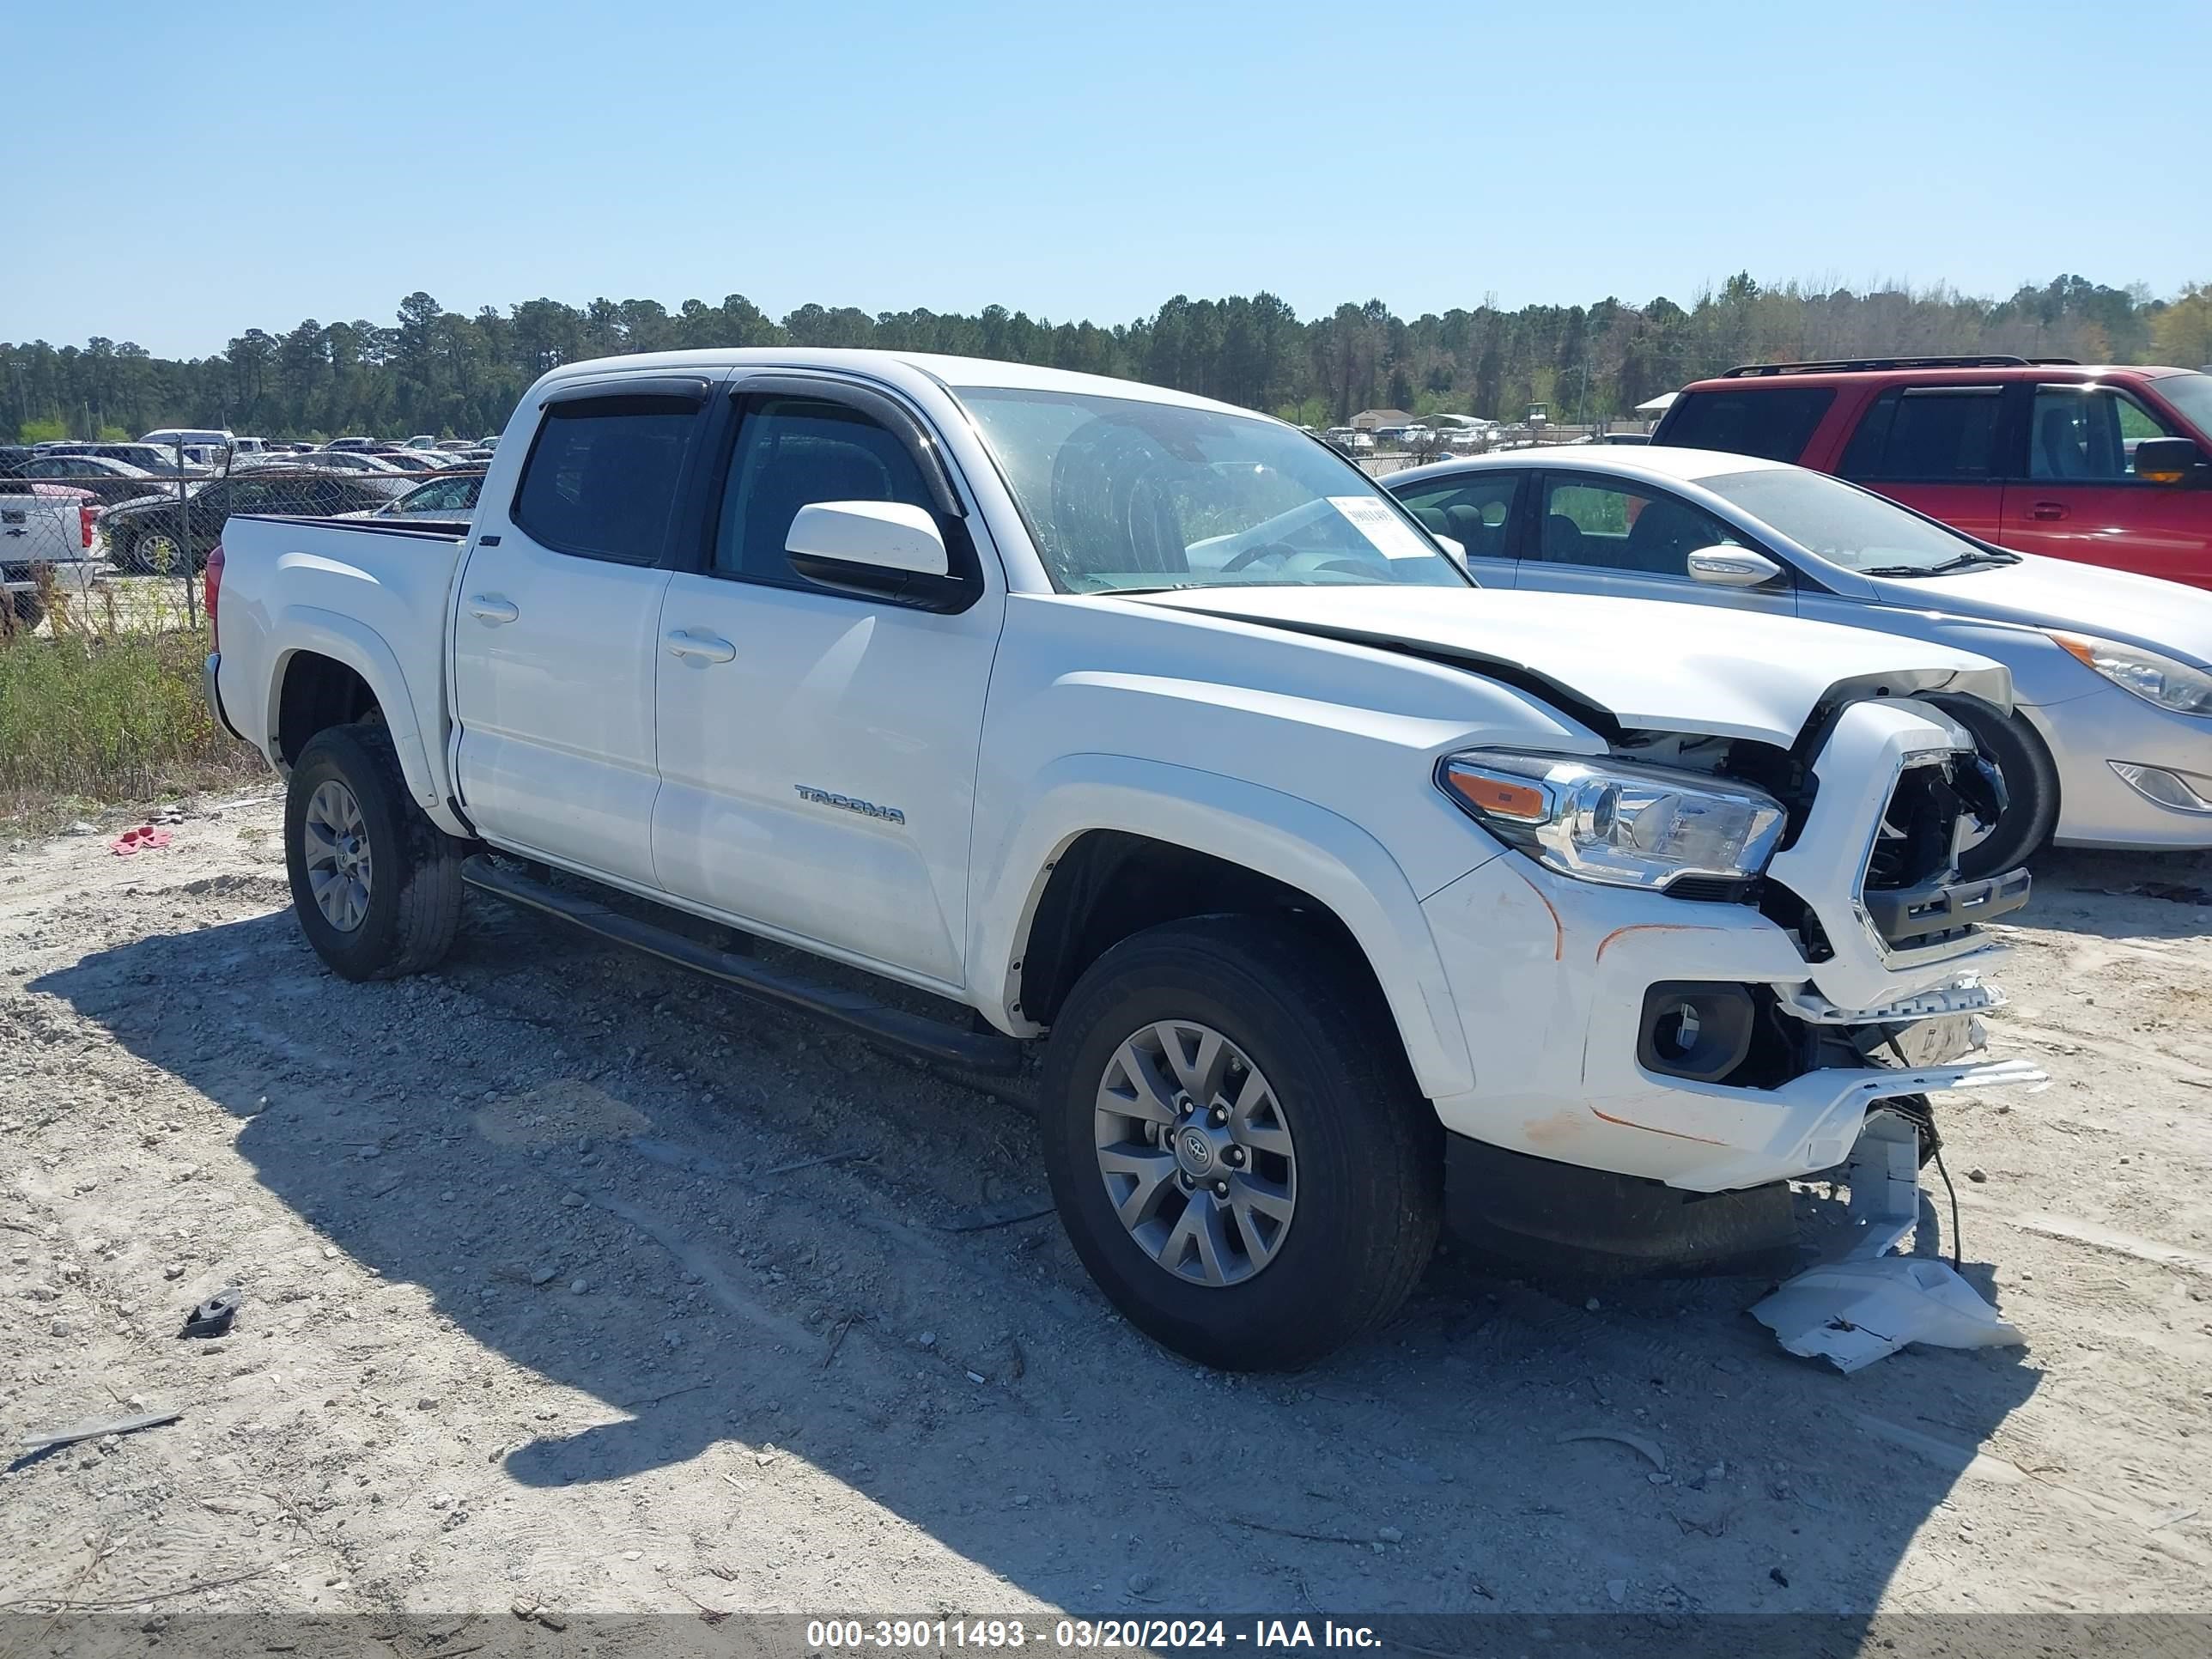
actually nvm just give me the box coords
[264,605,445,817]
[969,754,1479,1100]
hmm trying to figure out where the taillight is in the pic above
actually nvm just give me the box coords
[204,542,224,648]
[79,501,97,550]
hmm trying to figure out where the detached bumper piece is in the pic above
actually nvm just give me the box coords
[1751,1106,2023,1373]
[1863,866,2032,952]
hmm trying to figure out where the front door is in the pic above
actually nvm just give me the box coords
[650,383,1004,987]
[2001,382,2212,587]
[1513,471,1798,617]
[451,382,709,886]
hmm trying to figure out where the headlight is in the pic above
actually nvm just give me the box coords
[1438,750,1787,891]
[2054,632,2212,716]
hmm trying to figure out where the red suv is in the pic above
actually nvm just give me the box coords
[1653,356,2212,588]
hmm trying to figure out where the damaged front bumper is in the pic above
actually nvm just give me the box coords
[1422,696,2047,1288]
[1422,696,2045,1198]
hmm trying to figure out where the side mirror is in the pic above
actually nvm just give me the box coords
[786,500,970,610]
[1686,545,1784,587]
[1434,533,1467,568]
[2134,436,2207,486]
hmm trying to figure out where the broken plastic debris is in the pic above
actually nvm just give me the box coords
[1751,1258,2021,1374]
[179,1286,243,1339]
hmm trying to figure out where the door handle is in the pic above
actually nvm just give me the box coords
[665,629,736,663]
[2027,501,2069,521]
[467,595,519,624]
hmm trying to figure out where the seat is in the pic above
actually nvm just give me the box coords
[1540,512,1590,564]
[2036,406,2088,479]
[1445,502,1499,556]
[1621,498,1716,576]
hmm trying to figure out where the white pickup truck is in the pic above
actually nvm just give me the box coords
[1,479,102,630]
[208,349,2039,1369]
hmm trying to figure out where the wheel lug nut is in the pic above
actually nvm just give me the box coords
[1211,1106,1228,1124]
[1213,1181,1229,1197]
[1225,1147,1243,1166]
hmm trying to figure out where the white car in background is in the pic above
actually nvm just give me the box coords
[1388,447,2212,872]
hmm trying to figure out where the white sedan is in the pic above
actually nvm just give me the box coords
[1388,446,2212,873]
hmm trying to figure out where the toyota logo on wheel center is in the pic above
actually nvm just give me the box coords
[1177,1127,1216,1176]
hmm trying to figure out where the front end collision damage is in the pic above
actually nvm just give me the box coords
[1422,695,2045,1366]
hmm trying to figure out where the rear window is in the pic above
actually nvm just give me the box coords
[1839,386,2005,482]
[511,396,696,563]
[1659,387,1834,463]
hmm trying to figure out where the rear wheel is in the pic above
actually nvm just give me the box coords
[5,591,44,631]
[1039,915,1441,1370]
[285,722,465,981]
[1929,696,2059,879]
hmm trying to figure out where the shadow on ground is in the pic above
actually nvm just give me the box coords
[33,887,2045,1617]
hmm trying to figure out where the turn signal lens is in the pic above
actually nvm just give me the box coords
[1443,770,1549,821]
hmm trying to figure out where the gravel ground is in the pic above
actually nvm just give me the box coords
[2,793,2209,1630]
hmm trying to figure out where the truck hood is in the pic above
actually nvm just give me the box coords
[1133,586,2009,744]
[1863,553,2212,669]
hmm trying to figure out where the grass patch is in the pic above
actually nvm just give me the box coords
[0,623,263,832]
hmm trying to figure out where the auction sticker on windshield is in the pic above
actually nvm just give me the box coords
[1329,495,1433,559]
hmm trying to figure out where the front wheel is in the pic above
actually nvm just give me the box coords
[1929,696,2060,880]
[285,722,465,981]
[1039,915,1441,1370]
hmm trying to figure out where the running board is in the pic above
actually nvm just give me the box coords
[459,854,1026,1075]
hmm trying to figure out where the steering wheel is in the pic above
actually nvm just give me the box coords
[1218,540,1303,574]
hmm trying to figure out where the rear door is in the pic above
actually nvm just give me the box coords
[649,378,1003,987]
[2001,382,2212,586]
[1834,383,2010,543]
[1513,470,1797,617]
[449,376,714,887]
[1387,469,1527,586]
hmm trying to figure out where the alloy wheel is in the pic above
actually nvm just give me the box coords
[301,780,373,932]
[1093,1019,1297,1287]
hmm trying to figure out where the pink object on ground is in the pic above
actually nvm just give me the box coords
[111,826,173,855]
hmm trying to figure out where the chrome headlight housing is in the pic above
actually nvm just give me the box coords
[2054,632,2212,716]
[1439,750,1788,891]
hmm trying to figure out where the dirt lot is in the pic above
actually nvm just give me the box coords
[3,793,2209,1632]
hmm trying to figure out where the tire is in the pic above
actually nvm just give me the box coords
[1039,915,1441,1370]
[1928,695,2059,880]
[5,591,44,631]
[285,721,465,981]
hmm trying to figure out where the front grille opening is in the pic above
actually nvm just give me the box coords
[1867,759,1965,892]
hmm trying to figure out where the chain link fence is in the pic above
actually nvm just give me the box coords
[1,439,487,641]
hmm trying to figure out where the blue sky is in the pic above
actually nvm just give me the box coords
[7,0,2208,357]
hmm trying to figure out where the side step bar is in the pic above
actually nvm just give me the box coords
[459,854,1027,1075]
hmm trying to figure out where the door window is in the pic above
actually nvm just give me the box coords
[1839,386,2005,482]
[1391,473,1523,558]
[1535,476,1742,577]
[1661,387,1834,463]
[713,397,939,586]
[2028,386,2180,482]
[510,395,697,562]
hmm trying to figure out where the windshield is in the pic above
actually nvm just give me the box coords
[2151,370,2212,440]
[954,387,1471,593]
[1698,466,1999,575]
